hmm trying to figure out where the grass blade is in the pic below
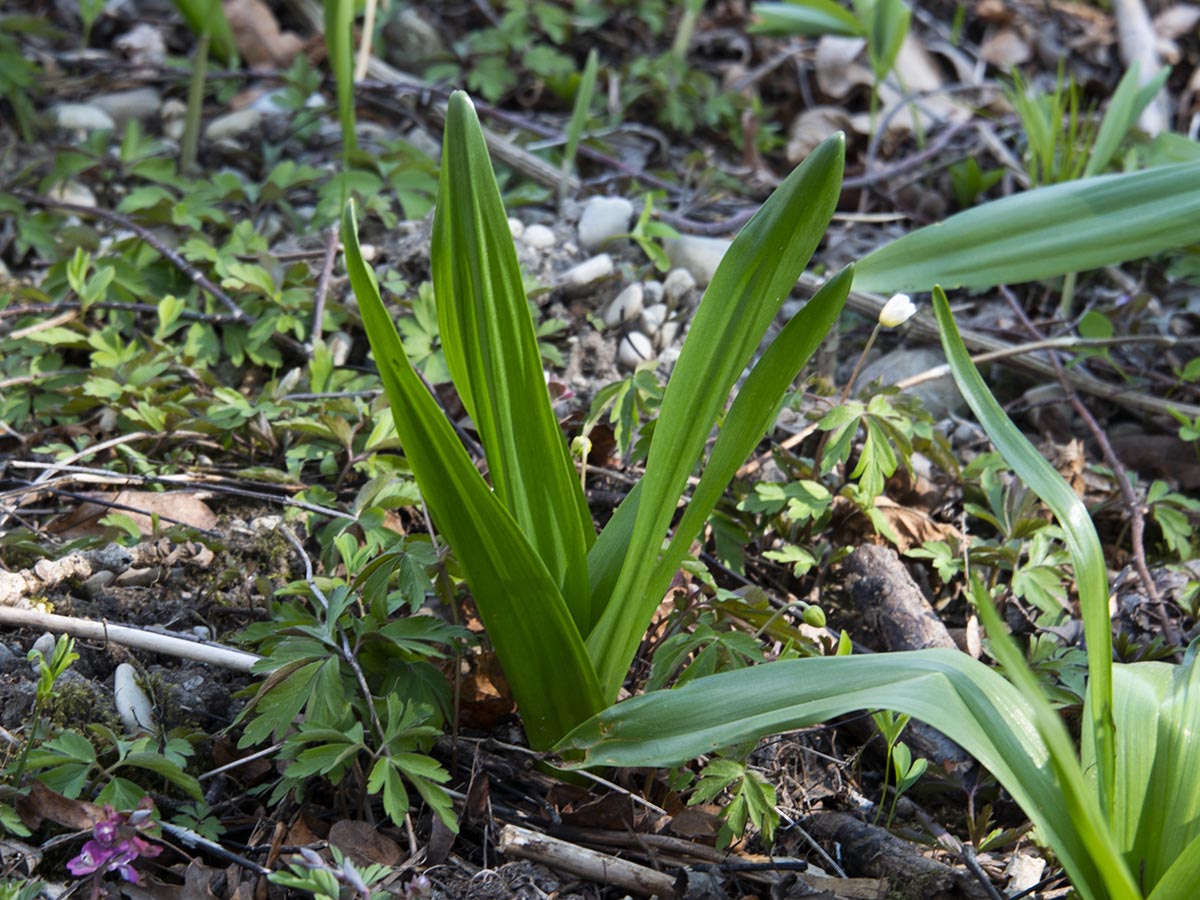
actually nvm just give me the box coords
[325,0,357,157]
[1094,648,1200,892]
[561,49,599,200]
[1085,63,1170,178]
[584,134,844,698]
[433,92,594,624]
[932,286,1115,816]
[171,0,237,65]
[344,201,603,748]
[854,162,1200,293]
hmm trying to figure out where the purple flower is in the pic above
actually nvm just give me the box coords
[67,801,162,886]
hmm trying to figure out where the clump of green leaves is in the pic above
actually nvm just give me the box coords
[235,529,462,832]
[690,757,779,849]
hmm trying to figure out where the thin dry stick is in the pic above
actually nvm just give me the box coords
[309,222,341,351]
[0,607,261,671]
[279,526,388,742]
[4,460,346,520]
[998,286,1182,648]
[895,334,1200,391]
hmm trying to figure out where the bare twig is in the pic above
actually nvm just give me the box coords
[309,222,341,351]
[0,607,261,671]
[279,527,388,742]
[12,190,245,320]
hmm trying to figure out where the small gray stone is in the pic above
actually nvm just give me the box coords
[92,88,161,128]
[664,236,731,286]
[382,7,447,69]
[204,108,263,143]
[640,302,668,334]
[642,280,664,305]
[51,103,115,132]
[617,331,655,370]
[655,319,680,350]
[858,346,965,419]
[82,570,116,598]
[522,224,556,250]
[603,284,644,327]
[663,268,698,307]
[578,196,635,251]
[30,633,56,674]
[562,254,614,292]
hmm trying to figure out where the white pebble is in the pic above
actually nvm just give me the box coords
[577,196,635,251]
[51,103,115,132]
[49,181,97,209]
[91,88,161,128]
[663,268,698,307]
[640,302,668,334]
[507,217,525,240]
[642,280,664,305]
[602,284,644,327]
[563,254,614,291]
[664,236,731,287]
[114,663,156,735]
[617,331,655,370]
[204,108,263,142]
[522,224,556,249]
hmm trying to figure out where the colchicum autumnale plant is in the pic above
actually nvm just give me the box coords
[344,91,851,749]
[345,90,1200,896]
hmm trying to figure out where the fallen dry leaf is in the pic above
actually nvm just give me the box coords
[50,489,217,538]
[328,819,404,867]
[223,0,305,69]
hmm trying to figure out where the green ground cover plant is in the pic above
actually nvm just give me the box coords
[343,89,1200,894]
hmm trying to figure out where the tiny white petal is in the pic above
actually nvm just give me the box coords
[879,293,916,328]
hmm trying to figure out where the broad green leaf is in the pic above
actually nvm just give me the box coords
[1088,648,1200,893]
[585,134,844,698]
[121,752,203,800]
[750,0,865,36]
[432,92,594,625]
[932,286,1115,815]
[344,200,603,749]
[855,162,1200,292]
[1149,832,1200,900]
[645,267,852,609]
[558,649,1131,900]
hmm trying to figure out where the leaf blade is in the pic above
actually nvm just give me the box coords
[584,134,845,698]
[344,199,603,749]
[854,162,1200,293]
[432,92,595,625]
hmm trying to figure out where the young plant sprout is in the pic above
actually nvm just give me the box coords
[840,292,917,403]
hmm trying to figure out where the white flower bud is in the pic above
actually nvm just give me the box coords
[878,293,916,328]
